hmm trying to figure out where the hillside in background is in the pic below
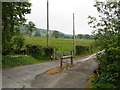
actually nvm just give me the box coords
[19,25,71,37]
[19,26,94,40]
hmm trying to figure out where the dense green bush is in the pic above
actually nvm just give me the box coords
[26,44,43,59]
[2,36,25,55]
[92,75,116,88]
[43,47,54,56]
[13,36,25,50]
[88,1,120,88]
[89,41,100,53]
[26,44,43,54]
[93,43,120,88]
[76,44,99,55]
[2,39,14,55]
[76,45,89,55]
[26,44,54,60]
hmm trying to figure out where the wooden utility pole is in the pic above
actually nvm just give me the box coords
[47,0,49,47]
[73,13,76,55]
[71,51,73,64]
[0,1,2,50]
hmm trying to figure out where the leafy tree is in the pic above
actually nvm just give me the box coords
[89,35,94,40]
[26,21,36,36]
[84,34,90,39]
[59,33,64,38]
[77,34,94,40]
[77,34,83,39]
[2,2,31,34]
[13,36,25,50]
[88,1,120,88]
[2,2,31,55]
[52,31,59,37]
[64,35,72,39]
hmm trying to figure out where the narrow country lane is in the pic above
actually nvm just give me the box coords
[2,53,98,88]
[3,61,60,88]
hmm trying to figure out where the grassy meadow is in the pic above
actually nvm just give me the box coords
[3,36,96,68]
[24,36,94,52]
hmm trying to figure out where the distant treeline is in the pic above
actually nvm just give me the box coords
[19,25,94,40]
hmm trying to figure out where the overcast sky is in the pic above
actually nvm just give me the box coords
[25,0,99,35]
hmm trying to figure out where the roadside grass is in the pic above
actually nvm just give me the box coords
[2,50,99,69]
[2,55,51,68]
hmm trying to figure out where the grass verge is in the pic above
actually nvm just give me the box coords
[2,51,99,69]
[86,72,96,88]
[2,55,51,69]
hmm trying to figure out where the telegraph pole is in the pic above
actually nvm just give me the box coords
[73,13,76,55]
[47,0,49,47]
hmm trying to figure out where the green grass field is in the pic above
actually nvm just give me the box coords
[3,36,96,68]
[24,36,94,52]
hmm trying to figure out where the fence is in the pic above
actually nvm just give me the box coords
[60,51,73,68]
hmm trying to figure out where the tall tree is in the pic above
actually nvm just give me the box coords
[26,21,36,36]
[77,34,83,39]
[59,33,64,38]
[84,34,90,39]
[2,2,31,55]
[52,31,59,38]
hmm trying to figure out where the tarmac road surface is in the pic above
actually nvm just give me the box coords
[2,53,98,88]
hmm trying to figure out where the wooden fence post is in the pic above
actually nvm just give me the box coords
[71,51,73,64]
[53,49,56,60]
[60,58,63,68]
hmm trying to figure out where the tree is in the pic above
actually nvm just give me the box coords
[77,34,94,40]
[13,36,25,50]
[26,21,36,36]
[34,30,41,37]
[64,35,72,39]
[52,31,59,38]
[59,33,64,38]
[2,2,31,34]
[77,34,83,39]
[88,1,120,88]
[2,2,31,55]
[84,34,90,39]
